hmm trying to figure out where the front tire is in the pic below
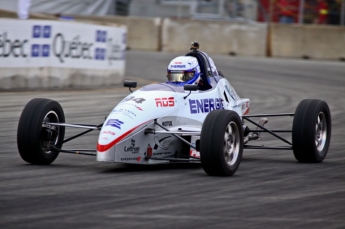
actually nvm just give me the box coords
[17,98,65,165]
[200,110,243,176]
[292,99,331,163]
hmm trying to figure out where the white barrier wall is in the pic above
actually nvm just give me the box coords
[162,18,267,56]
[0,19,126,89]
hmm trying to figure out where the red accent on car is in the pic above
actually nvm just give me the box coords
[97,121,150,152]
[243,108,250,115]
[147,144,152,157]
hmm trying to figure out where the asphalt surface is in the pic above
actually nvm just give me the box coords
[1,51,345,228]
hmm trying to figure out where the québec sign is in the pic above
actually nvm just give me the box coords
[0,19,127,69]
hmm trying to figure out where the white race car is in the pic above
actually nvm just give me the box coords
[17,42,332,176]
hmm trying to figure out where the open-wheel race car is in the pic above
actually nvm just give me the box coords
[17,42,332,176]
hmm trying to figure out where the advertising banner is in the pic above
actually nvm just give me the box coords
[0,19,126,70]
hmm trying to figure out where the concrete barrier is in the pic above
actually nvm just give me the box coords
[70,15,162,51]
[0,68,123,90]
[161,18,267,56]
[270,24,345,60]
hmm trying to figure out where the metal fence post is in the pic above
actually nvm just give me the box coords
[298,0,305,24]
[341,0,345,26]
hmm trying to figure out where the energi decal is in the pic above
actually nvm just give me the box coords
[189,98,224,114]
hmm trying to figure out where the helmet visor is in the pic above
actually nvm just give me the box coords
[167,70,195,82]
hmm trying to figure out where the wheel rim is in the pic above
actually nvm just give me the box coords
[315,112,327,153]
[41,111,60,153]
[224,121,240,166]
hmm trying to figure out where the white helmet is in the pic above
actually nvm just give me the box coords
[167,56,201,85]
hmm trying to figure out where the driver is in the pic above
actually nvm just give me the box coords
[166,56,202,86]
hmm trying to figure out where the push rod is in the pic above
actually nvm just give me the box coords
[62,123,103,144]
[243,117,292,145]
[243,113,294,118]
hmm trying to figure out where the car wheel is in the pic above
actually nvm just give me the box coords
[292,99,331,163]
[17,98,65,165]
[200,110,243,176]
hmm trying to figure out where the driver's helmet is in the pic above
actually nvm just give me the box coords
[167,56,201,85]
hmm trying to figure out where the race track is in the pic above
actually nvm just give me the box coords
[1,51,345,228]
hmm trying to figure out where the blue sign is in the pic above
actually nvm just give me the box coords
[43,26,51,38]
[31,25,51,57]
[31,44,40,57]
[32,25,41,38]
[96,30,107,43]
[189,98,224,114]
[95,48,106,60]
[106,119,124,129]
[42,44,50,57]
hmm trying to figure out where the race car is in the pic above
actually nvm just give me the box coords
[17,42,332,176]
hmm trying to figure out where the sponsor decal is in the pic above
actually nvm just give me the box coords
[121,96,146,104]
[190,150,200,158]
[174,61,182,64]
[154,136,175,150]
[124,139,140,154]
[155,97,174,107]
[232,104,241,109]
[153,151,173,156]
[170,64,185,68]
[112,108,137,119]
[162,121,172,127]
[189,98,224,114]
[134,105,143,111]
[242,101,249,110]
[225,85,239,101]
[103,130,115,135]
[106,119,124,129]
[120,156,141,162]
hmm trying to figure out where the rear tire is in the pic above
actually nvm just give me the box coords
[17,98,65,165]
[200,110,243,176]
[292,99,331,163]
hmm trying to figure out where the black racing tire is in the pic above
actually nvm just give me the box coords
[292,99,331,163]
[17,98,65,165]
[200,110,243,176]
